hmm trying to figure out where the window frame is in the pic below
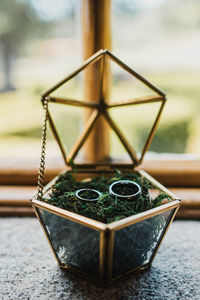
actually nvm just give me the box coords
[0,157,200,218]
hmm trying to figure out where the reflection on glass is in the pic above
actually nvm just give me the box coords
[37,208,100,278]
[112,209,175,278]
[48,103,84,154]
[110,102,161,159]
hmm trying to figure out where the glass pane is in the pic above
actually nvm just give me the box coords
[109,126,133,163]
[50,71,84,101]
[74,115,133,164]
[109,101,161,159]
[50,55,103,102]
[37,208,100,278]
[48,102,85,156]
[108,55,157,103]
[112,208,175,278]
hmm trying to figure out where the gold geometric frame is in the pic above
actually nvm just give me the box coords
[31,170,180,286]
[31,49,180,286]
[41,49,166,168]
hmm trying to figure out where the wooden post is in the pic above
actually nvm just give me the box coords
[82,0,111,162]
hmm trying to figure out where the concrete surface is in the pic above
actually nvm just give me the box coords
[0,218,200,300]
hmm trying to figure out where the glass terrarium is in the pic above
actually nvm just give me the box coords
[31,49,181,286]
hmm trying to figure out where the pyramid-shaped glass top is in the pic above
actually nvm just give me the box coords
[41,49,166,168]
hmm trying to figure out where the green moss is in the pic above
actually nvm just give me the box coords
[43,170,170,224]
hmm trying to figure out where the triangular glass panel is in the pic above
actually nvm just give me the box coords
[36,207,100,278]
[73,112,133,165]
[109,101,162,161]
[45,128,66,168]
[47,54,104,105]
[105,54,160,104]
[50,69,84,101]
[112,208,176,278]
[109,124,133,164]
[48,102,86,160]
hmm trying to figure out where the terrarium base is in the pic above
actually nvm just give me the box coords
[31,169,180,286]
[59,261,151,287]
[42,169,170,224]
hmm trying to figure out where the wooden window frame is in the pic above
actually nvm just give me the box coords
[0,157,200,218]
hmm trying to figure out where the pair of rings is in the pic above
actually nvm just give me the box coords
[75,180,141,202]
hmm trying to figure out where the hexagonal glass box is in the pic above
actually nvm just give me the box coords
[31,50,180,286]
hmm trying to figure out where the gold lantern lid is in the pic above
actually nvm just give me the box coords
[41,49,166,171]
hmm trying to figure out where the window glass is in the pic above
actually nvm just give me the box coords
[0,0,80,163]
[112,0,200,158]
[0,0,199,162]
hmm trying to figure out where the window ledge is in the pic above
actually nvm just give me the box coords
[0,157,200,217]
[0,185,200,218]
[0,157,200,187]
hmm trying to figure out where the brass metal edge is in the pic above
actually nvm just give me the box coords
[32,169,181,232]
[47,109,67,164]
[41,49,168,169]
[48,96,99,108]
[139,98,166,163]
[33,206,62,265]
[67,109,100,163]
[42,49,104,97]
[107,95,165,108]
[149,204,180,265]
[34,201,104,286]
[102,110,138,165]
[105,49,165,97]
[31,199,108,231]
[107,200,180,231]
[106,230,114,284]
[69,163,135,170]
[99,231,107,283]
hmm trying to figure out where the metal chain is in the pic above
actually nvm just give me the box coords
[37,97,49,200]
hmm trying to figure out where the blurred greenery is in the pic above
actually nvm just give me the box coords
[0,0,200,158]
[0,70,199,158]
[140,120,190,153]
[0,0,48,91]
[0,0,74,92]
